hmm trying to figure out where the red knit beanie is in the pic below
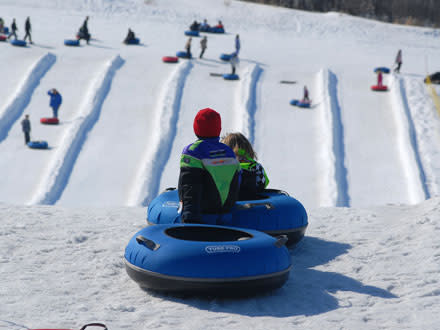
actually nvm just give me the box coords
[193,108,221,138]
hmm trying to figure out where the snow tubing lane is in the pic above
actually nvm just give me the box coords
[220,53,233,61]
[176,51,192,59]
[147,188,308,245]
[125,38,140,45]
[124,224,291,295]
[40,117,59,125]
[162,56,179,63]
[371,85,388,92]
[10,39,27,47]
[223,73,239,80]
[185,30,200,37]
[0,35,7,42]
[28,141,48,149]
[64,39,80,46]
[374,67,390,74]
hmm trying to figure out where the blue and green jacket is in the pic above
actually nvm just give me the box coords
[178,137,241,222]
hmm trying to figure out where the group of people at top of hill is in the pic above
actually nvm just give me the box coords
[190,19,224,32]
[178,107,269,223]
[1,17,33,43]
[20,89,62,145]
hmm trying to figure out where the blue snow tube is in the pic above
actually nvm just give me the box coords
[374,67,390,74]
[290,99,311,108]
[27,141,48,149]
[125,223,291,295]
[64,39,80,46]
[3,27,9,34]
[147,188,308,245]
[297,101,311,108]
[10,39,27,47]
[176,51,192,59]
[223,73,239,80]
[207,27,225,34]
[185,30,199,37]
[125,38,140,45]
[220,53,233,61]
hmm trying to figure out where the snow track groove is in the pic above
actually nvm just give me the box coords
[233,63,263,145]
[0,52,56,144]
[389,75,429,203]
[404,76,440,197]
[29,55,124,205]
[128,60,193,207]
[316,69,350,207]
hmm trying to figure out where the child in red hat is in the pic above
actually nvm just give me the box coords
[178,108,241,223]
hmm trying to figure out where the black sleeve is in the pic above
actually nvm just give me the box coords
[178,166,204,222]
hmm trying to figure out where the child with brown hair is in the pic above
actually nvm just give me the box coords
[221,132,269,200]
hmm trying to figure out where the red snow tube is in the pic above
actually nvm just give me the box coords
[40,117,59,125]
[0,35,7,42]
[31,322,108,330]
[162,56,178,63]
[371,85,388,92]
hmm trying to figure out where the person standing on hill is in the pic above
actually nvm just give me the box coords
[377,71,383,87]
[7,18,17,40]
[21,115,31,145]
[230,52,239,75]
[0,17,5,33]
[199,36,207,59]
[48,89,62,119]
[78,16,90,44]
[23,17,33,44]
[394,49,402,73]
[235,34,240,55]
[185,37,192,58]
[303,85,310,103]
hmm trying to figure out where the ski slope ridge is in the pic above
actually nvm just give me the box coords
[29,55,124,205]
[0,53,55,143]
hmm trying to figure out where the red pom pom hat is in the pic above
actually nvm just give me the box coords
[193,108,222,138]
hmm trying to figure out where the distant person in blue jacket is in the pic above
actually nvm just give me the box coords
[48,89,62,119]
[235,34,240,55]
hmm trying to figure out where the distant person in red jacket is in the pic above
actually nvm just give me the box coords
[377,71,383,86]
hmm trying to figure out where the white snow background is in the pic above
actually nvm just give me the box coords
[1,0,440,329]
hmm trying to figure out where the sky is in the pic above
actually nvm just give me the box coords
[0,0,440,329]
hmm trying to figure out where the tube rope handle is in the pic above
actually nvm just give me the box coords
[136,235,160,251]
[236,202,274,210]
[80,323,108,330]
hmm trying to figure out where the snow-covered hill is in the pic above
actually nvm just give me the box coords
[1,0,440,329]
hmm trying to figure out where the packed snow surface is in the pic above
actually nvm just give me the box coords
[1,0,440,329]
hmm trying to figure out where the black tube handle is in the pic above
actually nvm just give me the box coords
[80,323,108,330]
[136,235,160,251]
[236,202,275,210]
[274,235,288,248]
